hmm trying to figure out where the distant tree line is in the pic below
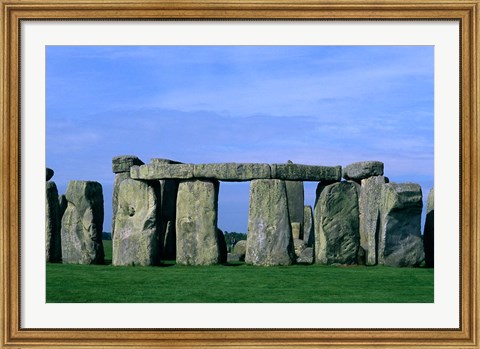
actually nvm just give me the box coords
[223,231,247,252]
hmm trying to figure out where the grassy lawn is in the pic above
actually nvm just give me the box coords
[46,240,434,303]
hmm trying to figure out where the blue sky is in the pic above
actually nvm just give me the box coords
[46,46,434,233]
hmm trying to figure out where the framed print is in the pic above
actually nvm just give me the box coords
[1,0,479,348]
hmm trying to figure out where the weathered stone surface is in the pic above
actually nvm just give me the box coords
[151,158,183,164]
[304,206,315,247]
[359,175,387,265]
[233,240,247,261]
[58,194,67,218]
[245,179,295,266]
[46,181,62,262]
[293,238,307,257]
[46,167,54,181]
[217,228,228,264]
[296,247,314,264]
[131,163,195,180]
[194,163,271,181]
[271,163,342,181]
[113,179,161,266]
[423,187,434,268]
[176,179,222,265]
[111,172,130,238]
[285,178,304,238]
[314,181,360,265]
[291,222,302,239]
[379,183,424,267]
[112,155,144,173]
[61,181,104,264]
[159,179,179,260]
[357,246,366,265]
[343,161,384,181]
[227,253,242,262]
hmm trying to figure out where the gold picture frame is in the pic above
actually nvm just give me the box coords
[1,0,479,347]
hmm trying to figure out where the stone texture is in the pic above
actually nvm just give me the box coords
[176,179,222,265]
[46,181,62,263]
[303,205,314,246]
[113,179,161,266]
[46,167,54,181]
[291,222,301,239]
[233,240,247,261]
[423,187,434,268]
[58,194,67,218]
[227,253,242,262]
[296,247,314,264]
[285,177,304,239]
[271,163,342,181]
[111,172,130,238]
[112,155,144,173]
[162,220,176,260]
[378,183,424,267]
[245,179,295,266]
[151,158,183,164]
[194,163,271,181]
[158,179,179,260]
[314,181,360,265]
[359,175,387,265]
[343,161,384,181]
[293,238,307,257]
[61,181,104,264]
[131,163,195,180]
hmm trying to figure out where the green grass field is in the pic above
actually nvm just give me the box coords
[46,240,434,303]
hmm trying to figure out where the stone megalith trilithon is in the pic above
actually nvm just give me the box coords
[176,179,222,265]
[378,183,424,267]
[359,175,387,265]
[423,187,434,268]
[111,155,144,239]
[61,180,104,264]
[113,178,161,266]
[46,181,62,263]
[245,179,295,266]
[314,181,360,265]
[303,205,314,246]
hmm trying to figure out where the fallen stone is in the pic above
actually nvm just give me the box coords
[233,240,247,261]
[113,179,161,266]
[245,179,295,266]
[359,175,387,265]
[271,163,342,181]
[291,222,302,240]
[176,179,222,265]
[314,181,360,265]
[296,247,314,264]
[46,181,62,263]
[303,205,314,246]
[61,181,104,264]
[131,163,195,180]
[194,163,271,181]
[112,155,144,173]
[423,187,434,268]
[46,167,54,181]
[379,183,424,267]
[343,161,384,181]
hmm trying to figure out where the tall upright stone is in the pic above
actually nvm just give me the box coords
[176,179,222,265]
[314,181,360,265]
[46,181,62,263]
[113,179,161,266]
[58,194,67,218]
[61,181,104,264]
[303,205,314,247]
[245,179,295,266]
[423,187,434,268]
[379,183,424,267]
[111,155,144,238]
[359,176,387,265]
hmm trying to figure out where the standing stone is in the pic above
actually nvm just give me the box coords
[285,177,304,239]
[233,240,247,261]
[423,187,434,268]
[176,179,222,265]
[61,181,104,264]
[245,179,295,266]
[46,181,62,263]
[303,205,314,246]
[314,181,360,265]
[113,179,161,266]
[58,194,67,218]
[111,155,144,238]
[359,176,387,265]
[297,247,314,264]
[379,183,424,267]
[291,222,301,239]
[46,167,54,181]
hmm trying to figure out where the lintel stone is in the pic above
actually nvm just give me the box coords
[112,155,144,173]
[131,163,195,179]
[194,163,271,181]
[271,163,342,181]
